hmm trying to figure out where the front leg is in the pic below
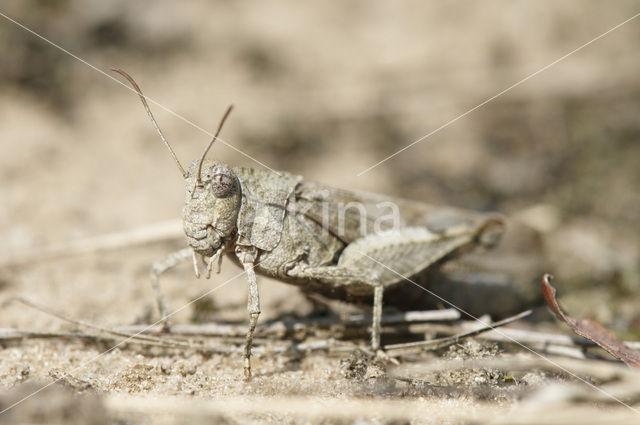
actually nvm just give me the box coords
[235,245,260,380]
[150,247,193,327]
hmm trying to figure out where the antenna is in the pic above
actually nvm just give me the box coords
[111,68,187,178]
[196,105,234,184]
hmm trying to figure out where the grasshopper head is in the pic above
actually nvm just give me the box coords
[183,159,241,256]
[112,68,237,259]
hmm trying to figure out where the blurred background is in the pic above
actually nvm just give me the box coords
[1,1,639,337]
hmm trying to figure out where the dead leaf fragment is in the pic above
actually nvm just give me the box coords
[542,274,640,368]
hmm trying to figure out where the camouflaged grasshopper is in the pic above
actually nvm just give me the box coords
[113,69,504,379]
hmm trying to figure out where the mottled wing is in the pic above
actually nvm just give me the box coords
[292,180,503,244]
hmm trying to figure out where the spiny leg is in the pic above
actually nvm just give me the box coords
[372,284,383,350]
[150,247,193,328]
[243,263,260,380]
[236,246,260,380]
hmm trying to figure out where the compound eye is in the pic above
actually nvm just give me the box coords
[210,165,234,197]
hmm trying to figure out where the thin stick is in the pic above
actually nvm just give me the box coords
[385,309,532,352]
[7,297,190,347]
[112,308,461,338]
[0,326,240,353]
[404,320,640,351]
[0,328,104,341]
[0,326,355,355]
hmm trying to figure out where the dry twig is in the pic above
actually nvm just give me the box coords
[542,274,640,368]
[384,309,532,352]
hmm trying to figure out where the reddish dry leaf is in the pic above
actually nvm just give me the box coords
[542,274,640,368]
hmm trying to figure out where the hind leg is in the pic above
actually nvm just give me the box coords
[286,264,383,349]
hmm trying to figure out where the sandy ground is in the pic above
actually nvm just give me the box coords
[2,1,640,423]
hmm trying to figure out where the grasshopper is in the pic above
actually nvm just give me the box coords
[113,69,504,379]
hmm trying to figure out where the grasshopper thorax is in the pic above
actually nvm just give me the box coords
[183,159,241,257]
